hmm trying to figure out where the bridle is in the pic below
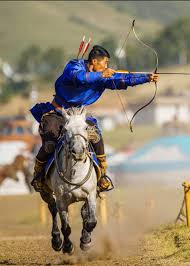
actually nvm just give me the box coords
[54,130,94,187]
[71,133,88,146]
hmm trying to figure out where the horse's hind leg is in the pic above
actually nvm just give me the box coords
[40,191,62,251]
[57,201,74,254]
[80,193,97,251]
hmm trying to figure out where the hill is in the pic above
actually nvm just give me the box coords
[1,1,190,63]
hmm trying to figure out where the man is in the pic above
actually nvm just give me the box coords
[30,45,158,192]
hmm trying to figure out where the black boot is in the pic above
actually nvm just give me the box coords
[31,158,47,192]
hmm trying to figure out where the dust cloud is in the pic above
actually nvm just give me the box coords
[62,171,184,263]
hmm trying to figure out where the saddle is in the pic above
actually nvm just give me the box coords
[44,139,101,182]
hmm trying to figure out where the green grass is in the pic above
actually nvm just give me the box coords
[103,124,162,150]
[1,1,189,63]
[106,1,190,25]
[104,122,190,151]
[145,223,190,263]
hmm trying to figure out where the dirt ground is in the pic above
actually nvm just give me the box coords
[0,183,188,266]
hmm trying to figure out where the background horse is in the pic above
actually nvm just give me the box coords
[0,154,34,192]
[0,154,26,185]
[41,107,98,254]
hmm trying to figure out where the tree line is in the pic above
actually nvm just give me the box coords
[0,46,65,103]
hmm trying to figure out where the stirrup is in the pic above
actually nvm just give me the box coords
[106,175,114,191]
[98,175,114,192]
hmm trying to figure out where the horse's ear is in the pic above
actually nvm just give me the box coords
[80,106,86,119]
[61,108,70,121]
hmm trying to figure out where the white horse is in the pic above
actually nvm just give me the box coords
[40,107,98,254]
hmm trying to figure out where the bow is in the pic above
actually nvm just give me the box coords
[113,19,159,132]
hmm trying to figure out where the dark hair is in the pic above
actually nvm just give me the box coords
[88,45,110,63]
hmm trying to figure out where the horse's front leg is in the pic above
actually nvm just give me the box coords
[57,200,74,254]
[40,191,62,251]
[80,193,97,251]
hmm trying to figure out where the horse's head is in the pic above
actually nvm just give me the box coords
[62,107,89,161]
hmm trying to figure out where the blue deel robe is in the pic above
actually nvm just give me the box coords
[30,59,150,124]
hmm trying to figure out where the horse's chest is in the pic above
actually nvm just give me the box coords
[71,189,86,200]
[57,184,86,201]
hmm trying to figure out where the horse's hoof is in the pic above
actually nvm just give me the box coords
[62,242,74,255]
[80,240,91,251]
[52,237,63,252]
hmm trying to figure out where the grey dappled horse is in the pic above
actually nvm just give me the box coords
[40,107,98,254]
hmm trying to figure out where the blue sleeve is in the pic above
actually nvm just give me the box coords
[65,60,150,89]
[102,73,150,90]
[73,70,103,86]
[72,71,150,89]
[66,60,104,86]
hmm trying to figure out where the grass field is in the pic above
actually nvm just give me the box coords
[0,1,163,63]
[142,223,190,265]
[2,1,190,63]
[103,124,162,150]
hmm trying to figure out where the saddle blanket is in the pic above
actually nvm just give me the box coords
[45,139,101,180]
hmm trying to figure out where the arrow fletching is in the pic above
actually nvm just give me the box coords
[77,35,85,59]
[81,38,91,58]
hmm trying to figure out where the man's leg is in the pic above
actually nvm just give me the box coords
[31,111,65,192]
[86,118,112,192]
[31,147,50,192]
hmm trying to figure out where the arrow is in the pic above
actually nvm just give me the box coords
[77,35,85,59]
[116,70,190,75]
[81,38,91,59]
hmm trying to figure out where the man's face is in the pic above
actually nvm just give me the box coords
[91,57,109,72]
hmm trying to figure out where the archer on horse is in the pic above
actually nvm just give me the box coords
[30,44,159,193]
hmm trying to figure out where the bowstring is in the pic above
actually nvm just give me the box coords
[128,20,159,132]
[112,19,159,132]
[112,20,135,129]
[132,20,159,71]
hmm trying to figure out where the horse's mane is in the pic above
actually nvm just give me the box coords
[64,106,95,121]
[66,106,86,116]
